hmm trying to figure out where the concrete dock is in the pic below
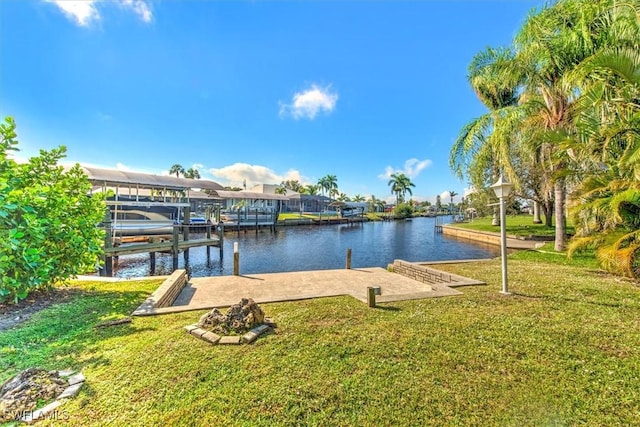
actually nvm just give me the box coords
[135,267,474,315]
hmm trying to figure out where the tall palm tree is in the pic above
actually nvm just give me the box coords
[317,177,328,196]
[565,1,640,275]
[169,164,185,178]
[512,0,610,250]
[353,194,365,202]
[184,168,201,179]
[450,46,522,226]
[449,190,459,215]
[324,174,338,199]
[387,173,415,205]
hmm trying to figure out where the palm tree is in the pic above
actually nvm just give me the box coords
[449,190,458,214]
[317,177,327,195]
[368,195,383,213]
[169,164,185,178]
[565,1,640,275]
[302,184,319,195]
[449,46,522,226]
[511,0,612,250]
[324,175,338,199]
[337,193,350,202]
[353,194,365,202]
[317,174,338,212]
[275,186,287,195]
[281,180,303,193]
[387,173,415,205]
[184,168,201,179]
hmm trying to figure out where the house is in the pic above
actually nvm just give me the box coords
[240,184,333,214]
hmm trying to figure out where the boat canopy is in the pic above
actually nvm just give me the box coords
[81,166,224,191]
[215,190,289,201]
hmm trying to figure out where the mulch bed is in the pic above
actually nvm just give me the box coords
[0,288,80,331]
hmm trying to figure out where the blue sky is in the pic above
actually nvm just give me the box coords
[1,0,541,203]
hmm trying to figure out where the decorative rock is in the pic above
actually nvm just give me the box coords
[198,298,265,335]
[57,369,75,377]
[0,369,67,423]
[218,336,241,345]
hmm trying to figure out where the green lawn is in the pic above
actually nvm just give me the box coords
[1,254,639,426]
[454,215,575,238]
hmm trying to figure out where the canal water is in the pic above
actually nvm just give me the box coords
[113,217,501,278]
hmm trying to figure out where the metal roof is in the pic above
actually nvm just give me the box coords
[92,186,222,201]
[82,166,224,191]
[214,190,289,201]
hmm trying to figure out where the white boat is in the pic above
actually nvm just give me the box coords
[110,210,175,236]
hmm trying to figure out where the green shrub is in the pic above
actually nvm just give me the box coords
[393,202,414,219]
[0,117,105,303]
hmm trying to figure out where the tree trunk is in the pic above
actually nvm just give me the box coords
[543,199,553,227]
[554,178,566,251]
[533,200,542,224]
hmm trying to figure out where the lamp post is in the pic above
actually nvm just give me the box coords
[490,175,513,294]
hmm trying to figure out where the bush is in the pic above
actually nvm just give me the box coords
[393,203,414,219]
[0,117,105,303]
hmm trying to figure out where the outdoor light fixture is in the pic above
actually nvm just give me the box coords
[490,175,513,294]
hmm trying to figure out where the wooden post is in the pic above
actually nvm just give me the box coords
[346,248,352,269]
[172,225,180,270]
[367,287,376,308]
[150,252,156,274]
[218,221,224,258]
[233,242,239,276]
[102,208,113,277]
[183,206,190,242]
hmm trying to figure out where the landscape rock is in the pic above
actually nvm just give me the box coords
[198,298,265,335]
[0,368,67,423]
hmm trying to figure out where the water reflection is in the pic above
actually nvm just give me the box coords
[113,217,501,278]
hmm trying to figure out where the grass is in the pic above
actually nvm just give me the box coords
[454,215,575,238]
[1,255,639,426]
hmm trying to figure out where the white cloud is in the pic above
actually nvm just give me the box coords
[47,0,153,26]
[377,158,432,180]
[47,0,100,27]
[279,84,338,120]
[209,163,307,187]
[7,151,29,164]
[121,0,153,23]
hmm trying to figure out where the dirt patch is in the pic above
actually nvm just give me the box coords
[0,288,80,332]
